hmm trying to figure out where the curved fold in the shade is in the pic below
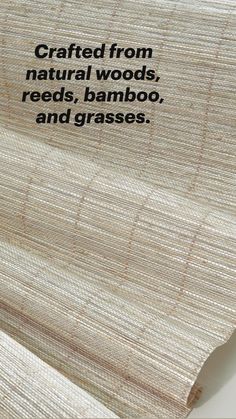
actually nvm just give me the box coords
[0,127,235,417]
[0,331,118,418]
[0,0,236,417]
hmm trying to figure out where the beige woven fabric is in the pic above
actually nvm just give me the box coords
[0,0,236,418]
[0,331,117,418]
[1,0,236,212]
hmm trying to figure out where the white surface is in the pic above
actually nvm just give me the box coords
[189,331,236,418]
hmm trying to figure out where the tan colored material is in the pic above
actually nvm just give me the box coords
[0,0,236,418]
[1,0,236,213]
[0,331,117,418]
[0,127,235,417]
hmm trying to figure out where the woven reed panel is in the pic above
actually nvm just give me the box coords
[1,0,236,212]
[0,127,235,417]
[0,331,117,418]
[0,0,236,418]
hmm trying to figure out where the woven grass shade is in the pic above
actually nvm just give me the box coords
[0,0,236,418]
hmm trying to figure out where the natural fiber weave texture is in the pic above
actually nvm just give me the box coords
[1,0,236,212]
[0,331,117,418]
[0,0,236,418]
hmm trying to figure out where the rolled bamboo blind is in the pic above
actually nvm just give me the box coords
[0,0,235,418]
